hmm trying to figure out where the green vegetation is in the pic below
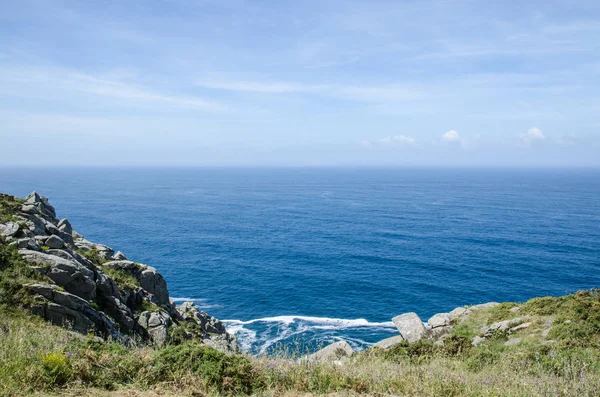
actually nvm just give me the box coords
[1,288,600,396]
[76,248,106,267]
[0,241,47,306]
[102,266,140,292]
[0,193,24,223]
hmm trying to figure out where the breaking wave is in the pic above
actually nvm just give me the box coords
[222,315,397,355]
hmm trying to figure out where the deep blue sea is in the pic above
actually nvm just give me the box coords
[1,168,599,354]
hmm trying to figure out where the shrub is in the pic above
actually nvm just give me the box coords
[0,194,24,223]
[102,266,140,292]
[487,302,518,324]
[76,248,105,266]
[42,351,72,386]
[148,342,255,394]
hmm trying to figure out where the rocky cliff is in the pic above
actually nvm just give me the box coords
[0,192,238,353]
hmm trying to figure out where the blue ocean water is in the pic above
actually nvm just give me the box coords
[1,168,599,354]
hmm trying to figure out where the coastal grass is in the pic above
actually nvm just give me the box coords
[0,194,24,224]
[2,295,600,396]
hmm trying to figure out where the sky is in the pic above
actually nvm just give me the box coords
[0,0,599,167]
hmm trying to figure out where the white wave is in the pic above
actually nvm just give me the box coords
[170,297,208,302]
[223,315,395,328]
[227,324,257,352]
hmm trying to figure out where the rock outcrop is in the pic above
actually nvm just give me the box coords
[392,312,427,343]
[1,191,238,353]
[309,341,354,362]
[377,302,507,348]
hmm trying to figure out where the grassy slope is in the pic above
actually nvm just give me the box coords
[2,273,600,396]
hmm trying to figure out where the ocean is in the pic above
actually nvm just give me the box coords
[1,168,599,354]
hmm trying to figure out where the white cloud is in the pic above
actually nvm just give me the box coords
[520,127,546,146]
[442,130,461,143]
[0,65,226,112]
[196,80,328,94]
[380,135,416,145]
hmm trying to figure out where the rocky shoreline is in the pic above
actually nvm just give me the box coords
[0,192,238,353]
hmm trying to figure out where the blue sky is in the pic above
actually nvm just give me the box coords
[0,0,599,166]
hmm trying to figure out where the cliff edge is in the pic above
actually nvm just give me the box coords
[0,192,238,353]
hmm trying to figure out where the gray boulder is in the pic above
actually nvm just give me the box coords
[428,313,451,328]
[138,310,171,346]
[112,251,127,260]
[427,326,452,341]
[95,244,115,260]
[0,221,19,238]
[57,219,73,235]
[448,307,467,322]
[374,335,404,349]
[19,249,96,301]
[392,312,426,343]
[45,235,65,249]
[21,204,40,215]
[46,249,94,270]
[21,214,46,236]
[139,267,170,306]
[9,238,40,250]
[309,341,354,361]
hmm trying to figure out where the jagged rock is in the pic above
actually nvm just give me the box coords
[95,244,115,260]
[113,251,127,260]
[46,249,94,270]
[176,302,238,352]
[178,302,226,334]
[57,219,73,235]
[95,271,120,298]
[0,221,19,238]
[392,312,426,343]
[74,238,95,251]
[427,325,452,341]
[104,261,170,306]
[21,204,40,215]
[9,238,40,250]
[374,335,404,349]
[205,333,240,353]
[428,313,451,328]
[26,283,123,340]
[24,191,56,219]
[448,307,467,322]
[21,214,46,236]
[44,222,60,236]
[139,267,170,306]
[45,235,65,249]
[309,341,354,361]
[472,336,486,346]
[4,193,239,353]
[138,310,171,346]
[19,249,96,301]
